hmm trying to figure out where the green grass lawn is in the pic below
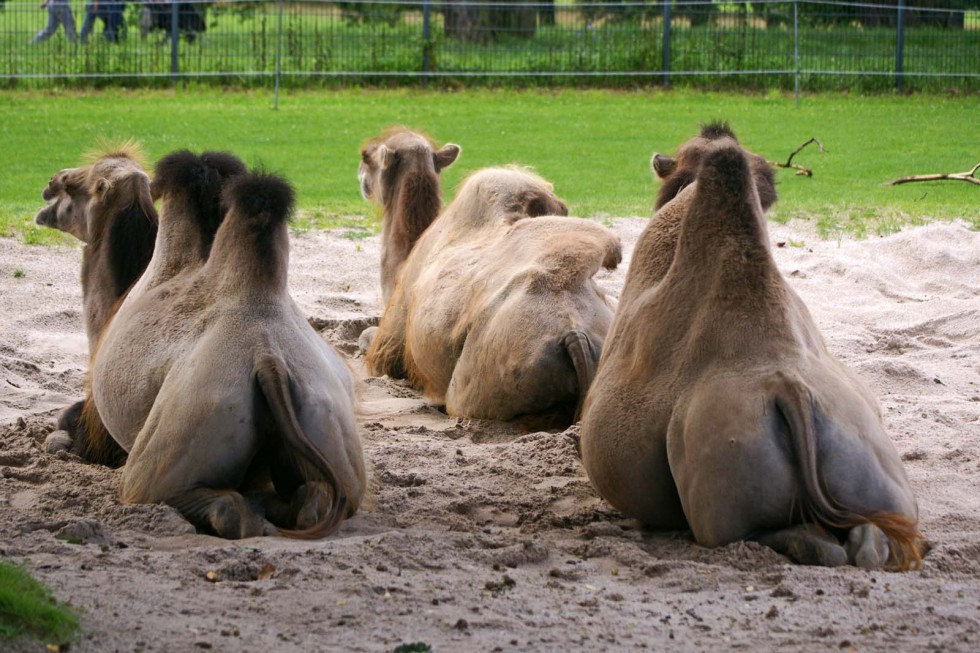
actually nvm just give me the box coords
[1,88,977,246]
[0,561,79,646]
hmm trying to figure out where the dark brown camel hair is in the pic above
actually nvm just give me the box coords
[358,126,461,304]
[580,124,923,570]
[92,166,365,539]
[35,144,158,466]
[367,167,620,427]
[43,150,247,468]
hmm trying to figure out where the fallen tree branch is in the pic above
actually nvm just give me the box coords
[768,137,826,177]
[886,162,980,187]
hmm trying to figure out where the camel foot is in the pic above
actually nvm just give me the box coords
[170,488,270,539]
[358,326,378,355]
[756,525,848,567]
[294,482,337,531]
[45,430,73,453]
[845,524,891,570]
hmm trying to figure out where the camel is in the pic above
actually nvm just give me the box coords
[35,145,158,466]
[92,164,365,539]
[35,144,158,351]
[358,127,461,304]
[367,167,621,427]
[579,124,922,569]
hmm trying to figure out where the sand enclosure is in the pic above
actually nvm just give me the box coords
[1,218,978,651]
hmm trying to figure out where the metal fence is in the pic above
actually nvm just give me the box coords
[1,1,978,91]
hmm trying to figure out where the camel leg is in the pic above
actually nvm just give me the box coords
[168,488,275,539]
[845,524,891,570]
[755,525,848,567]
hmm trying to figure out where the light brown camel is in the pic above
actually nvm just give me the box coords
[34,145,158,466]
[358,127,461,304]
[580,124,922,569]
[92,166,365,539]
[368,167,621,426]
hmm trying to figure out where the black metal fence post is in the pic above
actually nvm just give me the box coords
[794,0,800,108]
[662,0,672,87]
[274,0,284,109]
[422,0,432,84]
[170,0,179,85]
[896,0,906,92]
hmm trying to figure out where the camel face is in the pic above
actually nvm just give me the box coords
[358,127,461,305]
[580,128,921,569]
[368,166,619,427]
[93,157,365,540]
[35,168,91,242]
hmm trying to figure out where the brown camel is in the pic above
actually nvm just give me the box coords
[35,144,158,351]
[359,127,461,304]
[580,124,922,569]
[34,145,158,466]
[92,165,365,539]
[368,167,621,426]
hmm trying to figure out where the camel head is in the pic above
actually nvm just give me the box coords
[453,166,569,226]
[36,143,158,249]
[36,166,92,241]
[651,122,777,213]
[358,127,460,207]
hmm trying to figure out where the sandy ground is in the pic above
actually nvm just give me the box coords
[1,218,979,652]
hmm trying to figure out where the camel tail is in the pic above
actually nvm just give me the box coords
[563,330,600,421]
[58,396,128,468]
[254,354,349,540]
[774,376,924,571]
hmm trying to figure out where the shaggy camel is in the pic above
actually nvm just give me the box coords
[359,127,461,304]
[35,145,158,351]
[368,167,621,426]
[580,125,922,569]
[34,145,158,466]
[92,166,365,538]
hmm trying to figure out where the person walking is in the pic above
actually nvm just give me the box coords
[30,0,78,44]
[81,0,125,43]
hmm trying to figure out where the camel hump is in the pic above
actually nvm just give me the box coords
[152,150,247,238]
[772,373,923,570]
[222,172,296,231]
[254,353,349,539]
[563,330,600,419]
[697,138,756,206]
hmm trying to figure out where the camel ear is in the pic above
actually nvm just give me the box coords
[652,153,676,179]
[95,177,112,198]
[379,145,396,171]
[360,148,371,163]
[433,143,461,171]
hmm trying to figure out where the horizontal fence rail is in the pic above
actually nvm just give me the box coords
[0,0,977,90]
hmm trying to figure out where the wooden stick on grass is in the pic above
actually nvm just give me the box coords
[769,137,825,177]
[886,162,980,187]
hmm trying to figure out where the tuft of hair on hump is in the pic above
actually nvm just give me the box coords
[222,171,296,229]
[83,138,149,170]
[699,121,736,142]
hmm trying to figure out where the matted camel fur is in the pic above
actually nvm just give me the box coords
[34,144,158,466]
[580,124,923,569]
[358,126,460,304]
[367,167,621,425]
[92,161,365,539]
